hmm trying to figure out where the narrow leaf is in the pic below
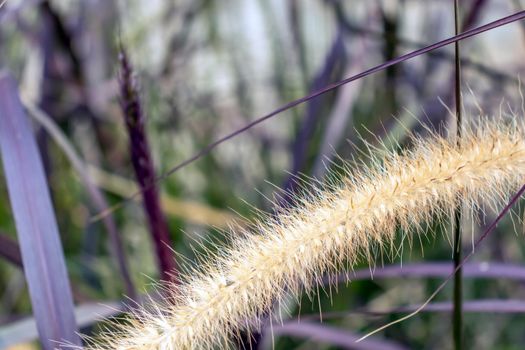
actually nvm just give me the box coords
[273,322,407,350]
[335,262,525,283]
[0,71,81,348]
[300,299,525,321]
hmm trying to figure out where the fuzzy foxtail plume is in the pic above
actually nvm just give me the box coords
[88,120,525,349]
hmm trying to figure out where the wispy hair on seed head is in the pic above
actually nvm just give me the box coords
[80,114,525,349]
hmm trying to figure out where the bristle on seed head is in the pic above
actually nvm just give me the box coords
[85,120,525,349]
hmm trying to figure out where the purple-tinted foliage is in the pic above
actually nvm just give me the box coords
[26,100,136,299]
[333,262,525,284]
[272,322,408,350]
[0,72,81,349]
[304,299,525,321]
[354,183,525,341]
[118,49,177,282]
[283,30,346,200]
[90,11,525,222]
[295,299,525,324]
[152,10,525,178]
[409,0,488,136]
[406,299,525,314]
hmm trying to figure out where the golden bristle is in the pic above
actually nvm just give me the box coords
[87,120,525,349]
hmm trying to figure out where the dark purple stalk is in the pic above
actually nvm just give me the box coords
[91,10,525,222]
[118,50,177,282]
[39,1,83,85]
[452,1,463,349]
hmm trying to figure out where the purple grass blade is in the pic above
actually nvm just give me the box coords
[333,262,525,284]
[273,322,407,350]
[0,72,81,349]
[405,299,525,314]
[283,30,346,198]
[300,299,525,322]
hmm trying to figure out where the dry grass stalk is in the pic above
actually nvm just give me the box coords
[88,120,525,349]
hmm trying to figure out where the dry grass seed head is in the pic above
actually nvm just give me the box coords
[86,118,525,349]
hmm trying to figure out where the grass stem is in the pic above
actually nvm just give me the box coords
[453,0,463,349]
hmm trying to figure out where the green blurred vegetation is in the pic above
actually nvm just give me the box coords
[2,0,525,349]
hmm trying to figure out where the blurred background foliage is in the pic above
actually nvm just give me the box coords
[2,0,525,349]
